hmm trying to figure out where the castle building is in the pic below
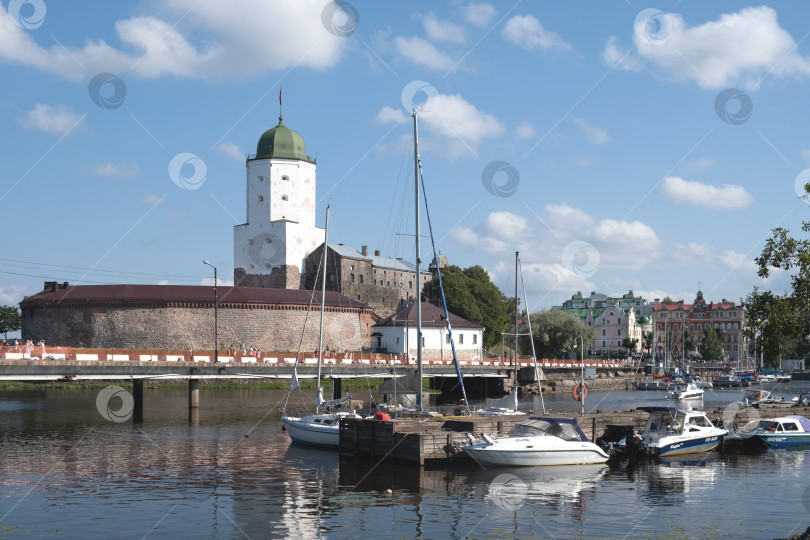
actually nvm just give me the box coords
[233,113,323,289]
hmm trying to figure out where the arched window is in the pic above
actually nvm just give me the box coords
[282,175,289,181]
[281,195,288,201]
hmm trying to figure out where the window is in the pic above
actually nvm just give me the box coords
[445,334,450,344]
[350,264,354,271]
[282,175,290,181]
[617,329,621,336]
[396,337,400,344]
[257,175,264,182]
[409,281,413,288]
[359,275,364,284]
[281,195,288,201]
[602,329,606,336]
[473,334,477,344]
[350,274,355,283]
[387,281,390,286]
[459,334,464,344]
[257,195,264,202]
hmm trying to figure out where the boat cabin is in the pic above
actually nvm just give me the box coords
[741,416,810,434]
[641,408,714,436]
[508,418,590,442]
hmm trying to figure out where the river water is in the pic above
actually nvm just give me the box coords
[1,383,809,539]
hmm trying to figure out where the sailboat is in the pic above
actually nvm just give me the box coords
[281,205,360,448]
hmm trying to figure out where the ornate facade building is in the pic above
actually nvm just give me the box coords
[651,290,747,362]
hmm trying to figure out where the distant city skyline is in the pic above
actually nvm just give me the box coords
[1,1,808,314]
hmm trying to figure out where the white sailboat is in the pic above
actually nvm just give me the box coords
[281,205,360,448]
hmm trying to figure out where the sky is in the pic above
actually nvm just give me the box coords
[1,0,809,316]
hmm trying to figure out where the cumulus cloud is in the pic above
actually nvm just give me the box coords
[482,211,530,242]
[375,106,408,124]
[632,6,810,89]
[660,176,754,209]
[421,13,466,44]
[0,0,346,81]
[463,3,497,27]
[216,142,245,162]
[16,104,85,135]
[572,116,611,145]
[601,36,642,71]
[393,36,456,70]
[502,15,572,52]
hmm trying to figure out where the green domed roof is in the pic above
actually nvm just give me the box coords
[255,116,312,162]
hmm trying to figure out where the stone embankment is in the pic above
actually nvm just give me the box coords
[534,376,635,394]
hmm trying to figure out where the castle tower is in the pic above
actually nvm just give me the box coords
[234,110,322,289]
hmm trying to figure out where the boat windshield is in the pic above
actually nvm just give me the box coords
[645,411,686,434]
[741,420,779,433]
[508,419,587,442]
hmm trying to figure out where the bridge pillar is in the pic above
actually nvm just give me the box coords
[132,380,144,423]
[189,379,200,410]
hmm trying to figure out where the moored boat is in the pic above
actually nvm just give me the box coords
[730,415,810,452]
[667,382,704,401]
[638,406,727,457]
[713,374,750,388]
[634,379,671,391]
[462,417,609,466]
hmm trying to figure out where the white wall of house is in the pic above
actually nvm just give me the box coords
[374,325,484,360]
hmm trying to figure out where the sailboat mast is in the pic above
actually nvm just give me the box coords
[316,205,330,414]
[514,251,519,385]
[413,111,423,413]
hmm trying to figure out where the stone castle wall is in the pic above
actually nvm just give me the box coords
[234,266,302,289]
[23,304,376,352]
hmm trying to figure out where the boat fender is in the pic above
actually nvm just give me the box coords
[573,383,588,401]
[482,434,495,445]
[464,432,476,445]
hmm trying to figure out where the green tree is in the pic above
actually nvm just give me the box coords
[702,327,724,361]
[621,337,639,356]
[0,305,21,340]
[661,296,676,304]
[422,265,511,350]
[643,331,654,356]
[521,310,595,360]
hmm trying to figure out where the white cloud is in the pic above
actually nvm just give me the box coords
[418,93,505,156]
[450,227,506,254]
[91,161,139,178]
[17,104,85,135]
[572,116,611,145]
[601,36,641,71]
[545,203,595,229]
[141,194,167,206]
[660,176,754,209]
[421,13,466,44]
[463,4,497,27]
[393,36,455,70]
[482,211,530,242]
[217,142,245,162]
[375,106,408,124]
[514,121,536,141]
[0,285,34,305]
[502,15,572,52]
[633,6,810,89]
[0,0,346,81]
[593,219,658,250]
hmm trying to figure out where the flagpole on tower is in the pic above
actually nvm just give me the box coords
[279,86,283,122]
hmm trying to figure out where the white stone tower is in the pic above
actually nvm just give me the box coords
[234,110,323,289]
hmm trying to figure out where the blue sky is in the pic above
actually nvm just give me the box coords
[1,0,809,314]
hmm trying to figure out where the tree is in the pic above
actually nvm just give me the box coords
[642,331,654,356]
[521,309,595,360]
[621,337,639,357]
[422,265,511,350]
[661,296,676,305]
[702,327,724,361]
[0,305,21,340]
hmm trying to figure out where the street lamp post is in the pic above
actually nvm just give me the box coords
[203,260,218,364]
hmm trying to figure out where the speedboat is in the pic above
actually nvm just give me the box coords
[730,415,810,451]
[462,417,609,467]
[638,406,727,457]
[667,382,703,401]
[741,389,789,408]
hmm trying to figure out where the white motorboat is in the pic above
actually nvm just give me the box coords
[462,417,609,467]
[667,382,704,401]
[638,406,727,457]
[473,388,527,416]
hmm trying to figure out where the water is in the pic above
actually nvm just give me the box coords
[1,384,809,539]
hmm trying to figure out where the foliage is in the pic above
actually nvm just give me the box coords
[521,309,596,359]
[661,296,676,304]
[621,337,639,355]
[422,264,512,349]
[0,305,21,339]
[701,327,724,361]
[642,331,654,355]
[745,184,810,362]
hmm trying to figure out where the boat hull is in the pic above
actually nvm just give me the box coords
[754,433,810,449]
[463,445,608,467]
[653,435,724,457]
[281,416,340,448]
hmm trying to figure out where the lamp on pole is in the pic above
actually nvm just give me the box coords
[203,260,218,364]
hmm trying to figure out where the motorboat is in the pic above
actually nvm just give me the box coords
[595,424,644,460]
[667,382,704,401]
[638,406,727,457]
[730,415,810,451]
[281,409,361,448]
[692,377,713,389]
[741,389,789,408]
[756,374,777,383]
[633,379,671,391]
[776,372,792,383]
[713,374,750,388]
[461,417,609,467]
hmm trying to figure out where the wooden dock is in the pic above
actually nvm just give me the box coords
[339,406,810,466]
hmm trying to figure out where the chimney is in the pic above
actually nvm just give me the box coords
[59,282,69,289]
[44,281,57,292]
[374,250,380,257]
[361,245,368,256]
